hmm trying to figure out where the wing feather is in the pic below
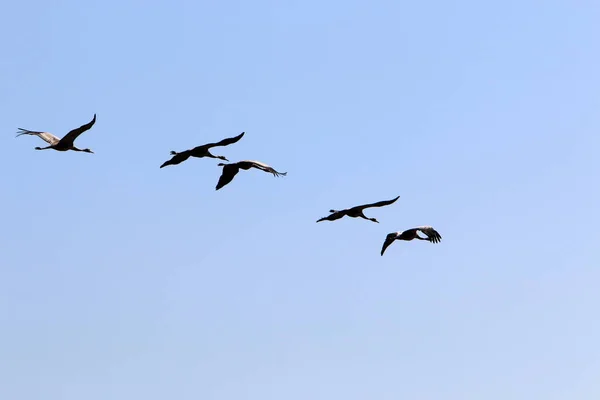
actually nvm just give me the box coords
[242,160,287,177]
[215,165,240,190]
[15,129,60,145]
[316,210,346,222]
[204,132,245,148]
[416,226,442,243]
[381,232,398,256]
[354,195,400,210]
[60,114,96,145]
[160,150,192,168]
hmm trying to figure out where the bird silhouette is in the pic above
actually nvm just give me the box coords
[380,226,442,256]
[215,160,287,190]
[16,114,97,153]
[316,196,400,223]
[160,132,245,168]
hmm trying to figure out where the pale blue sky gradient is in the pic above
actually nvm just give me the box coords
[1,0,599,399]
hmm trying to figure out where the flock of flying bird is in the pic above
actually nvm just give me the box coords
[15,114,443,256]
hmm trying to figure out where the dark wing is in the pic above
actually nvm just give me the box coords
[59,114,97,145]
[215,165,240,190]
[160,151,192,168]
[353,196,400,211]
[203,132,245,148]
[240,160,287,177]
[15,129,60,145]
[316,210,346,223]
[381,233,398,256]
[416,226,442,243]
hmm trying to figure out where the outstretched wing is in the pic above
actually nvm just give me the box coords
[416,226,442,243]
[204,132,245,148]
[59,114,97,145]
[160,151,192,168]
[215,165,240,190]
[15,129,60,145]
[381,232,398,256]
[316,210,346,223]
[354,195,400,210]
[242,160,287,177]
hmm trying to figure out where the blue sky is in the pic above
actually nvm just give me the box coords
[1,0,599,398]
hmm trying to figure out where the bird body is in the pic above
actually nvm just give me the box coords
[380,226,442,256]
[16,114,97,153]
[316,195,400,223]
[160,132,245,168]
[215,160,287,190]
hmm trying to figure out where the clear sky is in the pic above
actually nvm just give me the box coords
[1,0,599,399]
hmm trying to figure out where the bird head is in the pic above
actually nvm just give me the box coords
[34,146,42,150]
[217,162,227,167]
[370,218,379,223]
[83,148,94,153]
[217,156,229,161]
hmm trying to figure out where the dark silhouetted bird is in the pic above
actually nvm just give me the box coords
[160,132,245,168]
[380,226,442,256]
[316,196,400,223]
[16,114,97,153]
[215,160,287,190]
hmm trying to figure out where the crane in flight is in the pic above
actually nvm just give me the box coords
[380,226,442,256]
[316,195,400,223]
[160,132,245,168]
[16,114,97,153]
[215,160,287,190]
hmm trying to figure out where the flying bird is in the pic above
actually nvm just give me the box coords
[160,132,245,168]
[380,226,442,256]
[215,160,287,190]
[16,114,97,153]
[316,196,400,223]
